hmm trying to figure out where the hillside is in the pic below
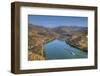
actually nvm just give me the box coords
[28,24,88,60]
[28,24,58,60]
[53,26,88,52]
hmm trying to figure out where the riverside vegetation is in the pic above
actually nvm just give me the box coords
[28,24,88,61]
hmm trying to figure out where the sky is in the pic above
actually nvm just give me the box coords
[28,15,88,28]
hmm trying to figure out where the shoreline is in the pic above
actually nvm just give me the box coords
[65,41,87,53]
[44,38,87,53]
[29,38,87,60]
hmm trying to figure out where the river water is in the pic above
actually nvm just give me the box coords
[44,39,87,60]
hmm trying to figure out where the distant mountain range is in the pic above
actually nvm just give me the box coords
[29,24,87,34]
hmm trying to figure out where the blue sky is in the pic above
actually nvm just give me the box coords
[28,15,88,28]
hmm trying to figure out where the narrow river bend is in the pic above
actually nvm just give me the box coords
[44,39,87,60]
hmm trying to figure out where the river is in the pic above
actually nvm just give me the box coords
[44,39,87,60]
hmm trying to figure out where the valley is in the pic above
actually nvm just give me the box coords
[28,24,88,61]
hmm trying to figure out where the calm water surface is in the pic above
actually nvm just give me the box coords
[44,39,87,60]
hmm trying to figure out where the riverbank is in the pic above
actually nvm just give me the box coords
[28,38,56,60]
[44,38,56,44]
[45,38,87,52]
[28,24,88,60]
[44,39,87,59]
[65,40,87,52]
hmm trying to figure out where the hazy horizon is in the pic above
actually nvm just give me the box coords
[28,15,88,28]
